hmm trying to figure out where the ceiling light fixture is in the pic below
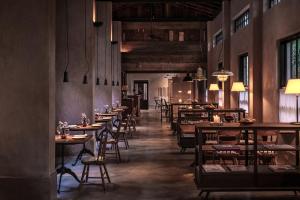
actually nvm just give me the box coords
[183,72,193,82]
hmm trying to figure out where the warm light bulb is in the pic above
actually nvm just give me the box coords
[217,75,229,82]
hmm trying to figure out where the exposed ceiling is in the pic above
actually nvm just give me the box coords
[111,1,223,22]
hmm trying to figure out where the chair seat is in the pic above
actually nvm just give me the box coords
[107,138,117,143]
[82,156,104,164]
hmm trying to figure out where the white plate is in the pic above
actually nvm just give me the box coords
[72,134,87,139]
[92,123,103,127]
[68,125,77,128]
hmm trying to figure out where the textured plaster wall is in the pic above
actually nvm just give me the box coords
[0,0,56,199]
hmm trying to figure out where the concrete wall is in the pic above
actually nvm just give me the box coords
[0,0,56,199]
[94,2,113,112]
[127,73,170,106]
[112,21,122,104]
[262,0,300,122]
[56,0,95,124]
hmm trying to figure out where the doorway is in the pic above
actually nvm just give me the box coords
[134,80,149,109]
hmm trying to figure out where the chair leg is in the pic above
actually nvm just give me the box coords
[103,164,111,183]
[99,165,106,191]
[116,144,121,162]
[86,165,90,182]
[81,165,87,183]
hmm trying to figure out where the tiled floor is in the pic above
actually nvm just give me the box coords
[57,109,298,200]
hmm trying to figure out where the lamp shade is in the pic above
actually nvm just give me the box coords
[209,84,219,91]
[231,82,246,92]
[285,79,300,94]
[193,67,207,81]
[212,69,233,82]
[183,73,193,82]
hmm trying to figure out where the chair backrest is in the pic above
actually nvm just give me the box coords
[95,129,109,161]
[218,130,241,145]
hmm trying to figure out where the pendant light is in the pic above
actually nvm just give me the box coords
[104,5,108,86]
[94,0,102,85]
[193,67,207,81]
[82,0,89,84]
[212,43,233,82]
[95,25,100,85]
[183,72,193,82]
[116,24,120,86]
[111,41,118,86]
[63,0,70,83]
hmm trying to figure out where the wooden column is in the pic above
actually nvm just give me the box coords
[250,0,263,121]
[222,0,231,108]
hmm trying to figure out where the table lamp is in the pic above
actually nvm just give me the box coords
[231,82,246,109]
[209,84,219,104]
[285,79,300,124]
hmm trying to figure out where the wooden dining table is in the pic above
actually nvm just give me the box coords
[67,124,104,166]
[55,134,93,193]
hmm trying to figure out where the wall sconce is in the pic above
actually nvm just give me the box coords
[178,99,182,103]
[187,90,192,94]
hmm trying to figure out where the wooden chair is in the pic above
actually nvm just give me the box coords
[106,119,122,162]
[113,119,129,149]
[257,130,279,165]
[154,98,161,110]
[81,129,111,191]
[216,130,241,165]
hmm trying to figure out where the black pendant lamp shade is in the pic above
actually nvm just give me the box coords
[82,0,89,85]
[104,78,108,85]
[111,41,118,87]
[183,73,193,82]
[63,70,69,82]
[96,77,100,85]
[83,74,88,84]
[116,81,119,86]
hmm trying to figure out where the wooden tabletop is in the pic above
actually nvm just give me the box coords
[99,112,118,117]
[55,134,93,144]
[196,122,300,131]
[95,117,112,123]
[68,124,104,131]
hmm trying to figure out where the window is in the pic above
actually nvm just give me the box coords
[239,53,249,113]
[179,32,185,42]
[234,10,250,32]
[214,31,223,47]
[169,30,174,41]
[239,53,249,86]
[279,35,300,88]
[269,0,281,8]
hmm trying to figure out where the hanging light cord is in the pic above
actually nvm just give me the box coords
[65,0,69,71]
[104,7,107,79]
[111,42,114,82]
[96,27,99,78]
[84,0,89,75]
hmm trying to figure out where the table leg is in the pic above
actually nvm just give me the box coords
[72,143,94,166]
[57,144,81,193]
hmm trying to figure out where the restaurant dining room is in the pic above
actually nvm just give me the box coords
[2,0,300,200]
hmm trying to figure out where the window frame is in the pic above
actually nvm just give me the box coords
[239,53,249,87]
[279,34,300,88]
[269,0,281,8]
[234,10,250,32]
